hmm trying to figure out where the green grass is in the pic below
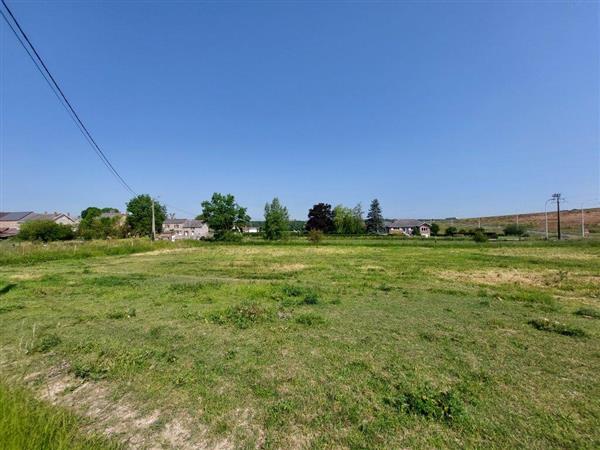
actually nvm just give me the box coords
[0,238,599,448]
[0,382,119,450]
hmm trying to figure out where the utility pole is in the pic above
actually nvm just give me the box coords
[544,198,552,240]
[151,198,156,241]
[552,193,562,240]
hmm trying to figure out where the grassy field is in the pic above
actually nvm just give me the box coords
[1,238,599,449]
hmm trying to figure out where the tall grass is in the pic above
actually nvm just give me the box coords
[0,382,120,450]
[0,238,202,266]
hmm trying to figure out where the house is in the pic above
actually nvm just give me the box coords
[385,219,431,237]
[0,211,77,236]
[242,226,259,234]
[161,218,209,241]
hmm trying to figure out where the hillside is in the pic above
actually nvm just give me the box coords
[436,207,600,237]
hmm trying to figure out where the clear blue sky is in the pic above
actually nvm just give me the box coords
[1,1,598,220]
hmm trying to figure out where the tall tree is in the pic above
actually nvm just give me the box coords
[366,199,384,234]
[197,193,250,239]
[306,203,334,233]
[333,204,365,234]
[263,198,290,240]
[126,195,166,238]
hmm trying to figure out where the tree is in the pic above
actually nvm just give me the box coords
[366,199,384,234]
[78,206,124,240]
[198,193,250,240]
[306,203,334,233]
[445,226,457,237]
[18,220,74,242]
[126,195,166,238]
[473,229,488,243]
[263,198,289,240]
[430,223,440,236]
[333,204,365,234]
[412,226,421,236]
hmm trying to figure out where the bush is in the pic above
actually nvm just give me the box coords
[504,224,527,236]
[444,226,457,237]
[307,229,323,243]
[472,230,488,243]
[217,230,243,242]
[18,220,74,242]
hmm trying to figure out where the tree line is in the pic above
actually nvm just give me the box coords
[18,192,513,243]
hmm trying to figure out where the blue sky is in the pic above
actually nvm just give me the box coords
[1,1,598,220]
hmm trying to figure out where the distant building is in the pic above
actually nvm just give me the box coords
[0,211,76,239]
[385,219,431,237]
[161,218,209,240]
[242,226,259,234]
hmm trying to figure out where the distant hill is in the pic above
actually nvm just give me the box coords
[435,208,600,237]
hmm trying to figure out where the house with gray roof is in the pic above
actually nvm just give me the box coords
[0,211,76,237]
[385,219,431,237]
[161,218,209,241]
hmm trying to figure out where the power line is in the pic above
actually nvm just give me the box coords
[1,0,136,196]
[2,1,198,219]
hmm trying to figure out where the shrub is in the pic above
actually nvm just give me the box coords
[472,230,488,243]
[307,229,323,243]
[444,226,457,237]
[528,318,586,337]
[504,224,527,236]
[18,220,74,242]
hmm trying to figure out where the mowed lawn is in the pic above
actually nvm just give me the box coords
[1,239,599,449]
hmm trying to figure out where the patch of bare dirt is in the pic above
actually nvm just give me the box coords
[25,364,233,449]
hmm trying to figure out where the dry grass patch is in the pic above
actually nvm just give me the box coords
[434,269,548,288]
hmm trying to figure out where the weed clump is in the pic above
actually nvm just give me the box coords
[106,308,136,319]
[295,312,326,326]
[31,334,61,353]
[207,302,273,329]
[384,384,465,423]
[528,318,586,337]
[281,285,320,305]
[574,307,600,319]
[0,304,24,314]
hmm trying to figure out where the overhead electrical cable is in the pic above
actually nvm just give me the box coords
[1,0,136,196]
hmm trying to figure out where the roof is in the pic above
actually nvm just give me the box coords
[164,218,205,228]
[0,211,34,222]
[183,219,205,228]
[386,219,430,228]
[23,213,75,223]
